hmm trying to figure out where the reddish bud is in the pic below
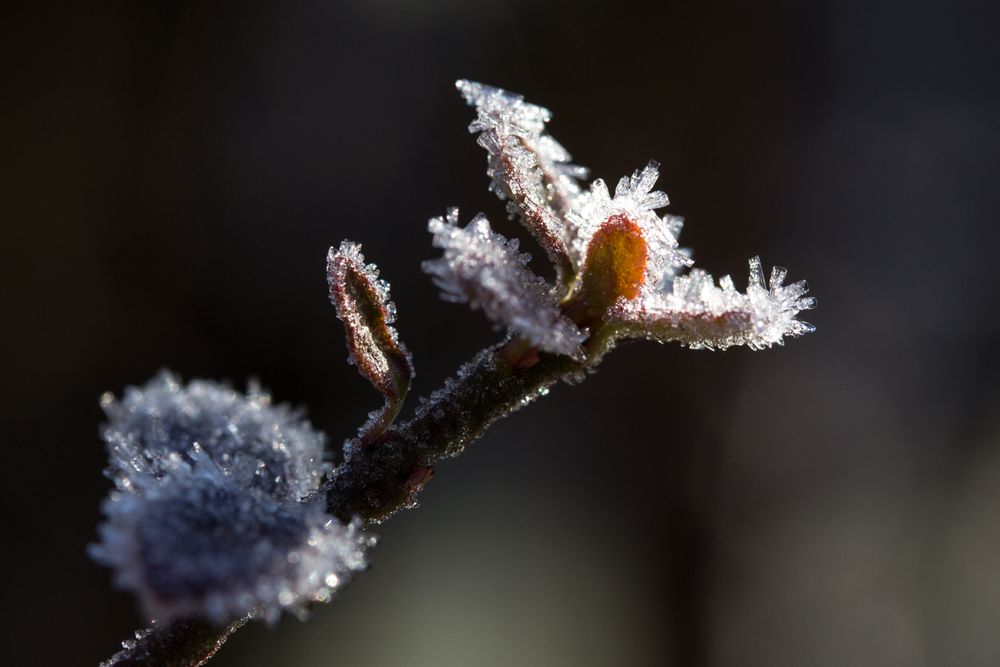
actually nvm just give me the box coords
[563,215,648,324]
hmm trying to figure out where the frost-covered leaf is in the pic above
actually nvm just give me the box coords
[611,257,816,350]
[423,208,586,358]
[91,457,371,624]
[328,241,414,438]
[99,371,328,502]
[91,373,374,624]
[457,79,588,277]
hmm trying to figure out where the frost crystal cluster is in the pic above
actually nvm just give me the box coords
[91,372,372,624]
[429,80,815,353]
[424,208,586,357]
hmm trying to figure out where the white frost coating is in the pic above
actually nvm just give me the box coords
[91,373,374,624]
[566,161,691,294]
[457,79,588,268]
[453,80,814,353]
[423,208,586,357]
[327,240,414,438]
[458,79,551,135]
[328,240,408,359]
[100,371,329,502]
[611,257,816,350]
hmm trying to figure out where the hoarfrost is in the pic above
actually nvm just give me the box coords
[91,372,373,623]
[454,81,814,353]
[611,257,816,350]
[423,208,586,358]
[566,161,691,296]
[99,371,328,502]
[457,79,587,273]
[327,241,414,438]
[92,78,817,659]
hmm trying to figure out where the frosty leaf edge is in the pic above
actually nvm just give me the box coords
[327,241,414,439]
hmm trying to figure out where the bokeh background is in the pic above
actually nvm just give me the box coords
[4,0,1000,665]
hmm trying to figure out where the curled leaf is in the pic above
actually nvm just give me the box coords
[327,241,414,438]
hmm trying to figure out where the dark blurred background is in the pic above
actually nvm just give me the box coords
[3,0,1000,665]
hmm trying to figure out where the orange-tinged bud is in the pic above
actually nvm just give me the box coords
[563,214,648,324]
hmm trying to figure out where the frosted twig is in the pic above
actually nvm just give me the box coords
[97,79,815,667]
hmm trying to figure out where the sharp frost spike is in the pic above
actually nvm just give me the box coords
[748,255,765,289]
[614,160,670,210]
[423,208,587,358]
[769,265,788,289]
[90,373,375,624]
[457,79,588,278]
[327,241,414,439]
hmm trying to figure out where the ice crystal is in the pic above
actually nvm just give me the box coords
[91,372,373,623]
[99,372,328,501]
[327,241,414,438]
[457,79,588,274]
[423,208,586,357]
[611,257,816,350]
